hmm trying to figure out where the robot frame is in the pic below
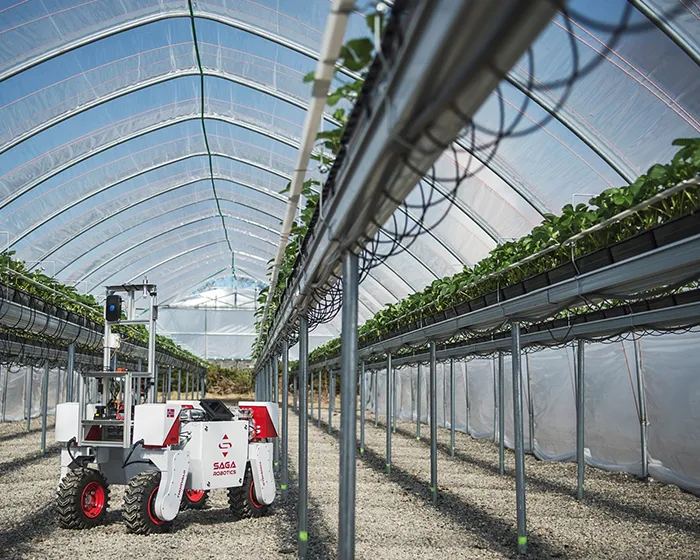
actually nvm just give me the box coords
[54,283,278,534]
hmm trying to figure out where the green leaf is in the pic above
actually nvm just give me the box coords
[303,71,315,84]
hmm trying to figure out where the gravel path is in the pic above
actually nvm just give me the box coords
[1,409,698,559]
[296,405,700,559]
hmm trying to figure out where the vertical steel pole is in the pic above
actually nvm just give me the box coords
[294,376,298,412]
[392,366,397,433]
[202,368,207,398]
[416,363,421,440]
[429,342,438,504]
[465,359,471,435]
[281,341,289,498]
[511,322,527,554]
[1,365,8,422]
[298,315,309,559]
[338,250,358,560]
[493,360,497,443]
[26,365,34,432]
[167,365,172,401]
[56,366,62,409]
[498,351,505,475]
[576,340,585,500]
[360,361,366,456]
[450,359,455,457]
[274,356,279,470]
[526,354,535,453]
[373,370,378,427]
[328,370,333,433]
[632,335,649,479]
[317,370,322,428]
[185,370,189,400]
[386,352,392,474]
[177,369,182,400]
[40,364,50,455]
[67,343,75,401]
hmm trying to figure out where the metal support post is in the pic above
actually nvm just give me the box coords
[632,335,649,479]
[177,369,182,400]
[154,363,159,403]
[386,352,392,474]
[465,360,471,434]
[429,342,438,504]
[281,341,289,498]
[317,369,322,428]
[26,365,34,431]
[373,370,378,427]
[185,370,189,400]
[202,369,207,398]
[40,363,49,455]
[67,343,75,401]
[293,376,298,412]
[498,351,505,475]
[360,361,366,456]
[56,365,62,409]
[392,366,397,433]
[298,315,309,559]
[526,354,535,453]
[493,360,498,443]
[167,366,172,401]
[338,250,359,560]
[450,359,455,457]
[274,356,280,470]
[1,365,8,421]
[511,322,527,554]
[416,363,422,440]
[576,340,585,499]
[328,370,333,433]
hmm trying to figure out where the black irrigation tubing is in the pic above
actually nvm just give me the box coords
[187,0,233,255]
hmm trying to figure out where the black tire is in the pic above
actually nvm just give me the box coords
[181,489,209,510]
[228,463,268,519]
[123,471,173,534]
[56,468,110,529]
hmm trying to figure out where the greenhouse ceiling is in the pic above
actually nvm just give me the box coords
[0,0,698,359]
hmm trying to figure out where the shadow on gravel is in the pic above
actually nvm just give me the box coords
[0,504,55,557]
[389,422,700,537]
[310,415,562,560]
[0,444,60,480]
[0,423,55,445]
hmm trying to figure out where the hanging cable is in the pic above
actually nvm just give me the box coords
[186,0,233,254]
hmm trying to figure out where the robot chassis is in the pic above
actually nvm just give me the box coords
[54,283,278,534]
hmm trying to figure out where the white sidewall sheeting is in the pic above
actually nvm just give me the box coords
[0,365,70,422]
[363,331,700,496]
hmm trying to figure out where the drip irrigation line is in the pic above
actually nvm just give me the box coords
[187,0,234,256]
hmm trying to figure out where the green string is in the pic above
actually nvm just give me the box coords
[187,0,233,254]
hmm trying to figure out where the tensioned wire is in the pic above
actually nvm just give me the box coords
[187,0,234,256]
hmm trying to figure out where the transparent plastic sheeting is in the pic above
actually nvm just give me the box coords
[0,365,72,422]
[156,307,339,360]
[363,330,700,496]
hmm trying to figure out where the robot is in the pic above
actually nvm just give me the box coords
[54,283,277,534]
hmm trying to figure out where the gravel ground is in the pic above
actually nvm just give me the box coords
[1,409,698,559]
[0,417,297,560]
[298,405,700,559]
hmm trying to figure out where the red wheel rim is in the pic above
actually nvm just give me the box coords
[249,482,263,509]
[80,481,105,519]
[185,489,206,502]
[147,486,165,525]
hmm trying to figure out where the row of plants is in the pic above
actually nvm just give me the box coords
[305,137,700,365]
[0,252,207,369]
[252,12,383,358]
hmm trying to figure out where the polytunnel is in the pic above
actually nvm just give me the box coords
[1,0,699,558]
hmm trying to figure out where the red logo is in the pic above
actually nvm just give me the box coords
[219,434,232,457]
[166,408,175,418]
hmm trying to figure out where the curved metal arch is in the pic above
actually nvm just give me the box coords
[32,175,285,270]
[151,251,378,321]
[0,8,361,84]
[0,110,306,212]
[5,110,472,277]
[504,73,636,184]
[77,214,275,286]
[4,106,497,265]
[57,199,280,277]
[0,66,341,157]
